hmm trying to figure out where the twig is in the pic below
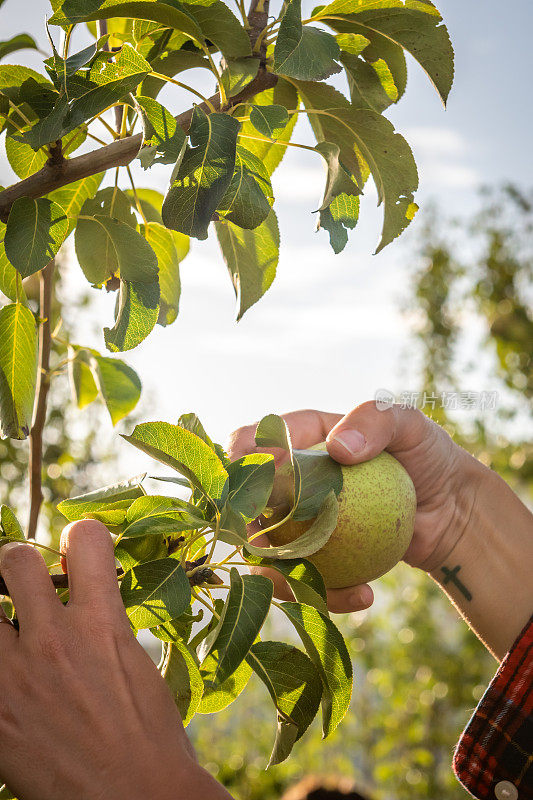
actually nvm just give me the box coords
[27,260,55,540]
[0,69,277,223]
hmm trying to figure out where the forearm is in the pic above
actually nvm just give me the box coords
[431,458,533,660]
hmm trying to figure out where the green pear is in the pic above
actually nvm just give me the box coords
[265,444,416,589]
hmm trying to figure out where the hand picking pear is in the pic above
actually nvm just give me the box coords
[264,444,416,589]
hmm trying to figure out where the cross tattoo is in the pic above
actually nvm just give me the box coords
[441,565,472,601]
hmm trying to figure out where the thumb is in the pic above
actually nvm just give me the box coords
[325,400,427,465]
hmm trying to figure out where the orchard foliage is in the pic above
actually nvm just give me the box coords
[0,0,454,773]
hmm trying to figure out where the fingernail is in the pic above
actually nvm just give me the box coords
[331,429,366,455]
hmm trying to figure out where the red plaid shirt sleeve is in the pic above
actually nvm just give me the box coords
[454,616,533,799]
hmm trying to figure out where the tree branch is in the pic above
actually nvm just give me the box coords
[247,0,270,56]
[27,259,54,541]
[0,67,277,223]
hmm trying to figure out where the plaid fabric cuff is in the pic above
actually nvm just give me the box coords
[453,616,533,799]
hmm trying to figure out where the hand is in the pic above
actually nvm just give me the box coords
[228,402,480,613]
[0,520,233,800]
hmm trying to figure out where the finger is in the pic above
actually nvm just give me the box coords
[228,409,343,461]
[326,584,374,614]
[326,400,430,465]
[250,561,374,613]
[60,520,124,616]
[0,542,63,628]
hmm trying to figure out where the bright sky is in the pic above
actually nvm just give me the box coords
[1,0,531,467]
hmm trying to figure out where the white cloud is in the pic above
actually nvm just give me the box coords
[402,126,480,190]
[404,126,468,156]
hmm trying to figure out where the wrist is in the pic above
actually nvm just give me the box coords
[430,462,533,659]
[421,448,488,573]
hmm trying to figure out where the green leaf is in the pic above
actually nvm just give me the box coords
[122,513,201,538]
[6,125,87,180]
[5,198,68,278]
[246,641,322,765]
[136,96,186,168]
[181,1,251,59]
[198,654,252,713]
[315,141,360,212]
[177,413,216,452]
[356,29,407,100]
[0,505,24,539]
[239,80,298,175]
[141,222,181,326]
[199,568,273,686]
[49,1,202,42]
[280,601,352,737]
[292,447,343,520]
[274,0,341,81]
[329,107,418,251]
[245,554,329,616]
[0,64,51,103]
[89,42,151,85]
[104,278,160,352]
[218,502,248,546]
[121,557,191,629]
[82,185,138,227]
[340,50,399,113]
[122,421,229,500]
[76,210,158,286]
[162,107,240,240]
[215,209,279,319]
[316,0,454,104]
[0,34,38,62]
[317,194,360,253]
[115,534,168,571]
[245,490,338,560]
[217,145,273,230]
[151,607,203,644]
[0,303,37,439]
[63,42,100,75]
[255,413,291,451]
[0,221,25,303]
[68,344,141,421]
[221,57,260,98]
[90,351,142,424]
[160,640,204,726]
[68,347,98,409]
[139,49,209,100]
[57,475,146,520]
[249,104,289,139]
[295,81,418,249]
[5,137,47,179]
[227,453,275,522]
[294,79,364,185]
[48,173,104,236]
[126,495,197,522]
[318,192,360,254]
[18,45,150,149]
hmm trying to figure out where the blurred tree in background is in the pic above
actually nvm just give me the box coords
[0,185,530,798]
[410,183,532,493]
